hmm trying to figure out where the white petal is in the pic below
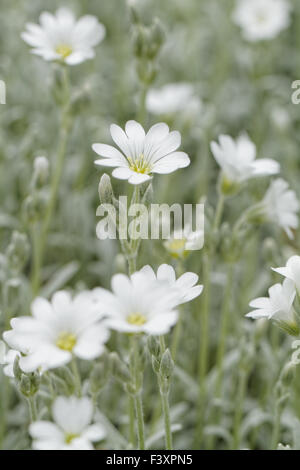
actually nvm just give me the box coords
[128,172,152,185]
[152,152,190,173]
[82,424,106,442]
[73,324,109,360]
[110,124,131,157]
[29,422,63,441]
[157,264,176,283]
[112,167,133,180]
[53,396,93,434]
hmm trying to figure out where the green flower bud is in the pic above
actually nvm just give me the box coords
[111,352,132,384]
[148,18,165,59]
[98,174,114,205]
[13,356,23,382]
[33,156,49,188]
[19,372,40,398]
[159,349,174,380]
[6,231,30,273]
[148,336,160,358]
[152,356,160,374]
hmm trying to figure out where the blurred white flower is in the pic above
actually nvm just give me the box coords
[272,256,300,293]
[210,134,280,187]
[93,120,190,185]
[139,264,203,304]
[246,279,299,335]
[3,290,109,372]
[164,225,204,258]
[146,83,202,116]
[233,0,291,42]
[261,178,299,239]
[0,341,20,378]
[21,8,105,65]
[95,270,181,335]
[30,396,106,450]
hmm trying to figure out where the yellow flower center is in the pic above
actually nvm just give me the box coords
[128,154,151,174]
[65,433,79,444]
[168,238,186,252]
[56,44,73,59]
[56,332,77,351]
[127,313,147,326]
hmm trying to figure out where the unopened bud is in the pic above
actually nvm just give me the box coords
[159,349,174,380]
[148,18,165,59]
[111,352,131,383]
[19,372,40,397]
[6,231,30,273]
[13,356,23,382]
[98,174,114,205]
[147,336,160,358]
[33,156,49,187]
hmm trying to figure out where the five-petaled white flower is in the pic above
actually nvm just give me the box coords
[146,83,202,116]
[94,270,181,335]
[93,120,190,185]
[3,290,109,372]
[139,264,203,305]
[21,8,105,65]
[29,396,106,450]
[272,256,300,293]
[246,279,299,335]
[0,341,20,378]
[210,134,280,189]
[261,178,299,239]
[233,0,291,42]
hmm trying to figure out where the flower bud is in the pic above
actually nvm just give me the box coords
[159,349,174,380]
[110,352,132,383]
[13,356,23,382]
[148,18,165,59]
[19,372,40,397]
[33,156,49,187]
[148,336,160,358]
[6,231,30,273]
[98,174,114,205]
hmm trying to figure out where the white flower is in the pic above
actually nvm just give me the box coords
[146,83,202,116]
[3,290,109,372]
[272,256,300,293]
[93,120,190,185]
[210,134,280,185]
[164,225,204,258]
[21,8,105,65]
[94,270,181,335]
[261,179,299,239]
[246,279,299,335]
[233,0,291,42]
[29,396,106,450]
[139,264,203,304]
[0,341,20,378]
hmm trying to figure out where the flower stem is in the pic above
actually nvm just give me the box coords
[213,192,225,231]
[31,66,72,295]
[27,396,37,422]
[134,393,145,450]
[71,357,82,398]
[130,336,145,450]
[160,389,173,450]
[215,262,234,396]
[194,251,211,447]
